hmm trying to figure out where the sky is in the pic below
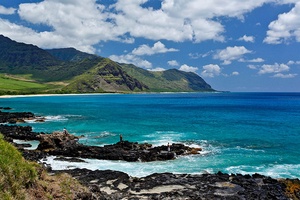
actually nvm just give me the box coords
[0,0,300,92]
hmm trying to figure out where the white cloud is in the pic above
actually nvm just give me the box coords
[239,58,265,63]
[109,54,152,69]
[109,41,178,69]
[249,62,297,78]
[232,71,239,76]
[0,5,16,15]
[111,1,195,42]
[1,0,278,52]
[189,51,214,59]
[273,73,297,78]
[201,64,221,77]
[168,60,179,66]
[0,19,83,51]
[238,35,255,42]
[112,0,275,43]
[179,64,198,73]
[214,46,252,65]
[264,2,300,44]
[132,41,178,56]
[1,0,299,55]
[248,65,258,69]
[248,58,265,63]
[12,0,118,53]
[258,63,290,74]
[148,67,166,72]
[287,60,300,65]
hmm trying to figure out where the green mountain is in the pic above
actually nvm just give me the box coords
[63,58,149,93]
[0,35,60,72]
[0,35,214,94]
[121,64,213,92]
[46,48,98,62]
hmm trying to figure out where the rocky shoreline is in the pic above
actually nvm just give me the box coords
[1,108,300,199]
[53,169,294,200]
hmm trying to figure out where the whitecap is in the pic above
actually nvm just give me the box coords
[93,131,117,138]
[13,139,39,150]
[224,164,300,179]
[44,115,68,121]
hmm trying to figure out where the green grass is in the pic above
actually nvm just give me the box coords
[0,134,38,199]
[0,134,91,199]
[0,74,63,95]
[0,74,46,90]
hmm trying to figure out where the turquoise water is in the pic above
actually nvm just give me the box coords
[1,93,300,178]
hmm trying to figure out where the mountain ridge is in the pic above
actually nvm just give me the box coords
[0,35,215,94]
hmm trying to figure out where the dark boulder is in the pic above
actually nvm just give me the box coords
[35,132,201,162]
[0,124,40,140]
[0,110,35,123]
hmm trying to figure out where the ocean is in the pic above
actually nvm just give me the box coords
[1,92,300,178]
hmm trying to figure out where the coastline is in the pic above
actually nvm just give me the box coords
[1,109,300,199]
[0,92,121,98]
[1,93,300,179]
[1,91,299,99]
[0,90,224,98]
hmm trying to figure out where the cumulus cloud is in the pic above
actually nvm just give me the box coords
[214,46,252,65]
[0,5,16,15]
[272,73,297,78]
[248,65,258,69]
[14,0,120,53]
[238,35,255,42]
[112,0,273,43]
[109,54,152,69]
[232,71,240,76]
[1,0,280,52]
[201,64,221,77]
[168,60,179,66]
[264,2,300,44]
[248,62,297,78]
[112,0,225,42]
[109,41,179,69]
[258,63,290,74]
[132,41,178,56]
[179,64,198,73]
[239,58,265,63]
[287,60,300,65]
[0,18,97,53]
[248,58,265,63]
[148,67,166,72]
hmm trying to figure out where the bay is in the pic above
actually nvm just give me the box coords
[1,92,300,178]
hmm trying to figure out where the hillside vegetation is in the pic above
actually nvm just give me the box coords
[0,134,90,199]
[0,35,214,94]
[63,58,148,93]
[121,64,213,92]
[0,134,37,199]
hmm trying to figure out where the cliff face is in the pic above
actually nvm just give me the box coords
[63,59,149,93]
[121,64,214,92]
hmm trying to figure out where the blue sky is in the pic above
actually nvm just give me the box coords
[0,0,299,92]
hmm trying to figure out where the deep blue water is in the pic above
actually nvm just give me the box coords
[1,92,300,178]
